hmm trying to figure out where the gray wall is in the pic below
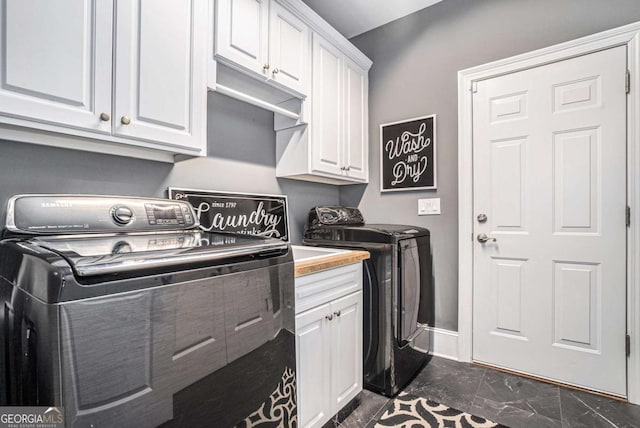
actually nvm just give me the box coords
[345,0,640,331]
[0,93,339,243]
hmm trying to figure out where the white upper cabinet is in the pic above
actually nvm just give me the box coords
[113,0,207,149]
[216,0,270,78]
[309,35,368,183]
[311,34,343,177]
[268,1,309,94]
[215,0,309,96]
[0,0,113,134]
[0,0,208,161]
[276,32,369,185]
[342,58,368,181]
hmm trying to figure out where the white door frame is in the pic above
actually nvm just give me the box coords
[457,21,640,404]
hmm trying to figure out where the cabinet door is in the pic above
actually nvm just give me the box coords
[343,58,368,182]
[113,0,207,150]
[0,0,112,133]
[330,291,362,415]
[296,303,332,428]
[311,33,343,177]
[216,0,269,77]
[268,1,309,95]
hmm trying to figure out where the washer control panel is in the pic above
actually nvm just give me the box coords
[111,206,135,226]
[7,195,199,235]
[144,203,194,226]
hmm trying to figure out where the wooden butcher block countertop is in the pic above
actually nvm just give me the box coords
[292,246,370,277]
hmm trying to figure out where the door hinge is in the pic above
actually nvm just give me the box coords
[627,70,631,94]
[627,205,631,227]
[626,334,631,357]
[471,81,478,93]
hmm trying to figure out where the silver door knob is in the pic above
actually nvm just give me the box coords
[121,116,131,125]
[477,233,497,243]
[477,213,488,223]
[263,64,270,70]
[99,112,110,121]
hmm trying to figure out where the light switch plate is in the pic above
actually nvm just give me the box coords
[418,198,440,215]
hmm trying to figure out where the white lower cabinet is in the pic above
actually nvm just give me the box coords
[295,263,363,428]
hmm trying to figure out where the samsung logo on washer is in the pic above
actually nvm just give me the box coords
[40,201,72,208]
[0,407,64,428]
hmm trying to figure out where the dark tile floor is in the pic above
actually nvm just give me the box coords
[335,356,640,428]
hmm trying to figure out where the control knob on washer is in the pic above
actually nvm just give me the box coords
[112,206,134,226]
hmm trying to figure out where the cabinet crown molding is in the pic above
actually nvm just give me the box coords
[274,0,372,71]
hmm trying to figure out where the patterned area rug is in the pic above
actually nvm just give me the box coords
[374,392,507,428]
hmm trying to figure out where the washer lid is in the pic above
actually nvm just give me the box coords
[304,223,430,244]
[30,231,288,277]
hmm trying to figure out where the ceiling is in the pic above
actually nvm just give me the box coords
[302,0,442,39]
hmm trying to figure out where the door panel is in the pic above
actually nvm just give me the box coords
[268,1,309,94]
[60,292,173,427]
[553,261,600,351]
[472,46,627,396]
[296,303,331,428]
[0,0,112,133]
[343,58,368,181]
[216,0,269,77]
[166,279,227,392]
[553,129,599,233]
[311,33,343,176]
[114,0,207,149]
[330,292,362,413]
[490,138,526,230]
[223,270,273,362]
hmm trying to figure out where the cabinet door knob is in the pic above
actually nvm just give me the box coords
[99,112,110,121]
[121,116,131,125]
[272,67,279,75]
[325,314,334,321]
[345,166,351,171]
[263,64,270,70]
[334,310,341,317]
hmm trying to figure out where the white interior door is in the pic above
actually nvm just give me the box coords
[472,46,627,396]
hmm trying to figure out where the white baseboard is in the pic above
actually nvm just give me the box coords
[424,326,459,361]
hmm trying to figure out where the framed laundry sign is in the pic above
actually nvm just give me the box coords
[168,188,290,242]
[380,115,436,192]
